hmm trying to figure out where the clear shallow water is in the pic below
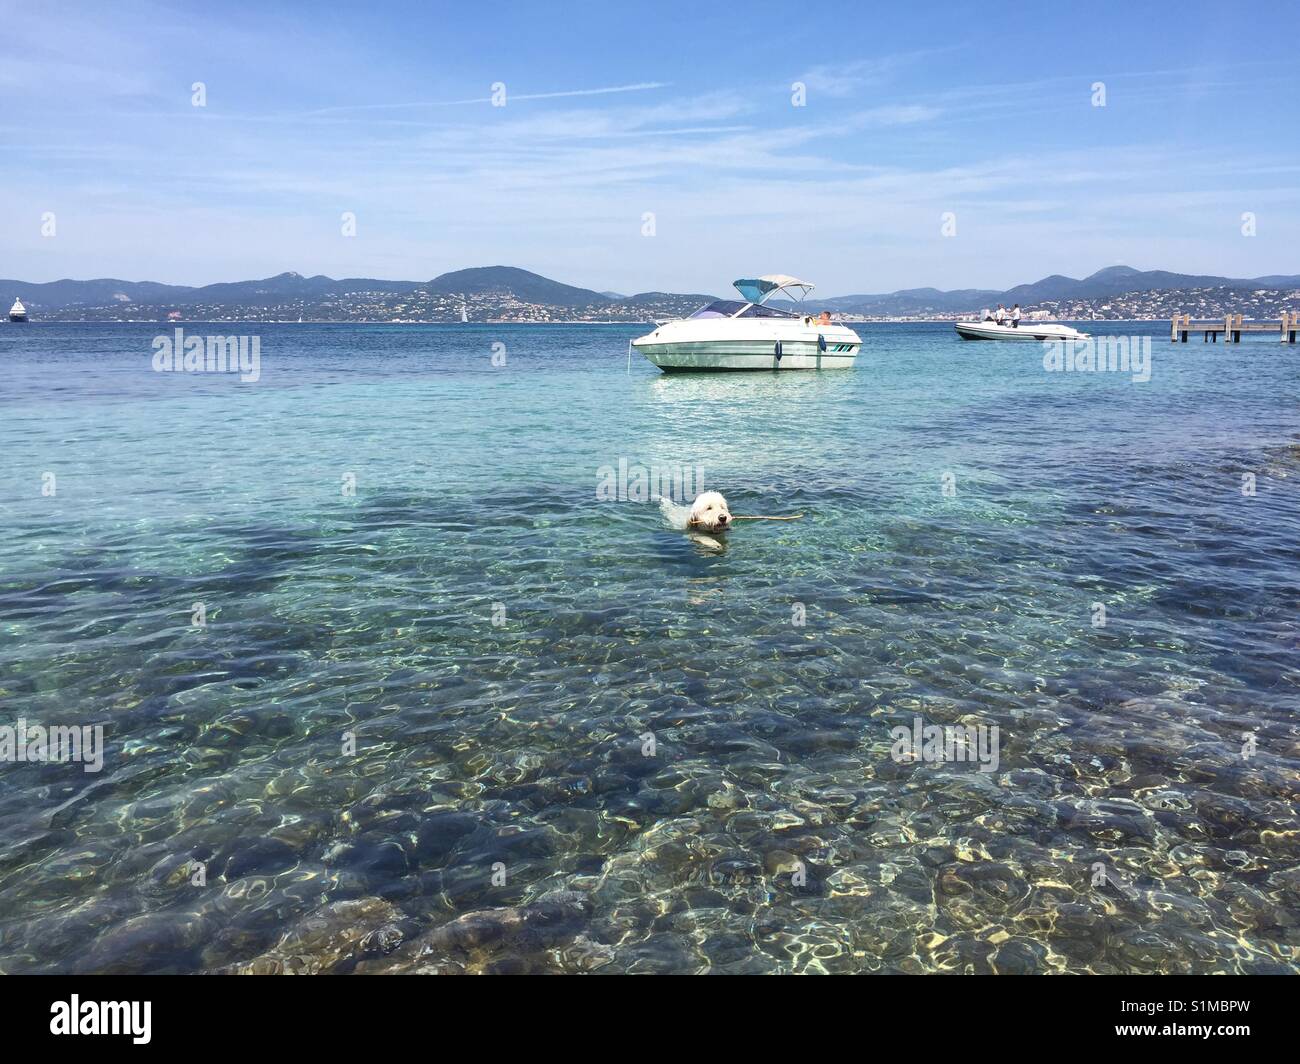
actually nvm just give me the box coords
[0,321,1297,974]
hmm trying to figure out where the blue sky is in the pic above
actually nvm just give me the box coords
[2,0,1298,295]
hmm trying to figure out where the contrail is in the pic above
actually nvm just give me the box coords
[300,82,669,117]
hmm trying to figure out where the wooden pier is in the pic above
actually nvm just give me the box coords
[1170,312,1300,343]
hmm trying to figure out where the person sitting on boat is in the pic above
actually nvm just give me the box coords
[1011,304,1022,328]
[994,304,1007,325]
[818,311,832,326]
[981,308,993,322]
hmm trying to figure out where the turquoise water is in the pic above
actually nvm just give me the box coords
[0,321,1297,974]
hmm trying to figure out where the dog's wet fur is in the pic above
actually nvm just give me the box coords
[656,491,732,554]
[686,491,732,532]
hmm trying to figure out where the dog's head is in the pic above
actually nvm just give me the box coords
[688,491,731,532]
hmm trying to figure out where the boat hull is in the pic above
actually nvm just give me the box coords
[633,320,861,372]
[8,314,27,323]
[954,321,1087,342]
[637,341,858,371]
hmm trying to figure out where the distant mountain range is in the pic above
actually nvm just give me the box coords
[0,266,711,313]
[4,264,1298,322]
[793,265,1300,317]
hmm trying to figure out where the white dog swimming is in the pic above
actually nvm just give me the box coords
[687,490,732,532]
[659,491,732,531]
[657,491,733,553]
[659,492,800,551]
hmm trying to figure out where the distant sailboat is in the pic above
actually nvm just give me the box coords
[460,303,469,323]
[9,297,28,323]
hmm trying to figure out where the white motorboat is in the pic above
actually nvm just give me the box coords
[954,319,1088,342]
[9,297,28,323]
[632,275,861,371]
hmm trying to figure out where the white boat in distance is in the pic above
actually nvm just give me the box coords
[632,275,861,371]
[954,319,1088,342]
[8,297,28,323]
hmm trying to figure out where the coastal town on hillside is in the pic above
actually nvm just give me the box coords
[1025,286,1300,324]
[22,283,1300,324]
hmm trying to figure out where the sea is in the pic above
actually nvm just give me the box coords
[0,320,1296,974]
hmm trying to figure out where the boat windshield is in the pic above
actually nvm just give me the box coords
[688,300,799,319]
[739,303,799,318]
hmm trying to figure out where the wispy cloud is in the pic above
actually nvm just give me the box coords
[298,81,670,118]
[843,104,943,128]
[795,49,952,98]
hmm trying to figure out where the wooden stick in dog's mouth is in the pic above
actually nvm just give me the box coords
[686,514,804,529]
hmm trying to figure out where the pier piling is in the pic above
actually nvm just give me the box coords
[1170,312,1297,343]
